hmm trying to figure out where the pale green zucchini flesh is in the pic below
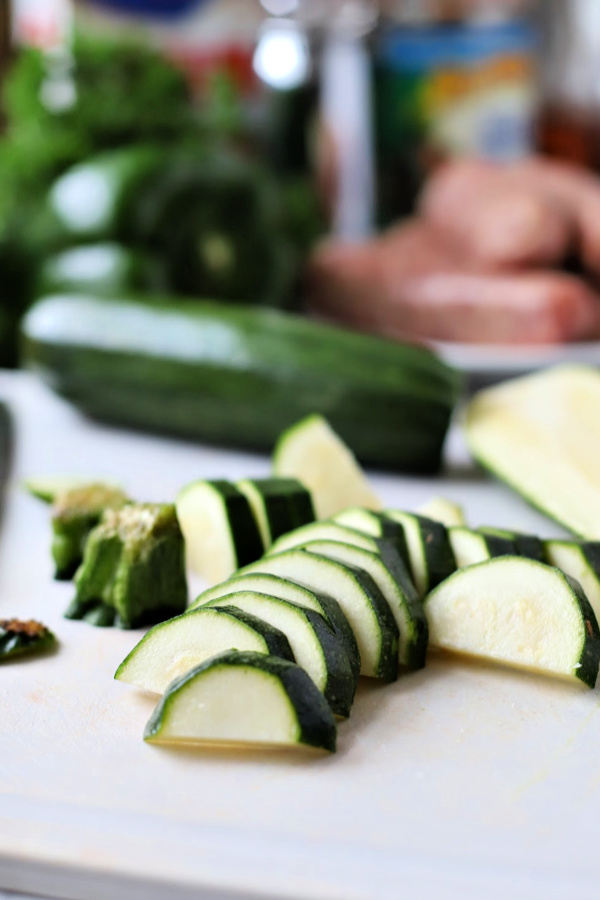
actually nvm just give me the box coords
[239,549,399,681]
[416,497,467,528]
[144,650,337,752]
[189,571,360,681]
[465,364,600,539]
[115,606,294,694]
[544,540,600,625]
[295,539,427,671]
[382,511,455,596]
[273,414,382,518]
[449,526,514,569]
[196,591,357,718]
[24,475,122,504]
[425,556,600,688]
[269,521,383,556]
[333,507,410,566]
[176,479,263,583]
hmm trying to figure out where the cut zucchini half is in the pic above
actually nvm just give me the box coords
[295,539,428,670]
[449,526,514,569]
[416,497,467,528]
[465,365,600,540]
[115,606,294,695]
[333,507,410,565]
[425,556,600,688]
[272,414,381,519]
[189,572,360,681]
[176,479,263,583]
[544,540,600,624]
[197,591,357,718]
[144,650,337,752]
[479,526,545,563]
[239,549,399,681]
[382,511,455,596]
[235,478,315,550]
[269,521,383,557]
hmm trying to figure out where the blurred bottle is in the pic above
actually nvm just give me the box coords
[374,0,538,221]
[253,1,378,241]
[536,0,600,171]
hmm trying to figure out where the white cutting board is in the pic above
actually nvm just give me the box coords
[2,372,599,900]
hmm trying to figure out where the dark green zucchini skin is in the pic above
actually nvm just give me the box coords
[22,294,460,472]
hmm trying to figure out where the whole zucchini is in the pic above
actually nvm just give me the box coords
[22,294,460,472]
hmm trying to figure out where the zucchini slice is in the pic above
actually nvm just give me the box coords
[189,572,360,681]
[424,556,600,688]
[197,591,357,718]
[295,539,428,670]
[144,650,337,752]
[333,507,410,565]
[449,526,514,569]
[176,480,263,583]
[239,549,399,681]
[382,511,455,596]
[479,526,545,563]
[235,478,315,550]
[416,497,467,528]
[269,521,383,557]
[544,540,600,623]
[115,606,294,694]
[272,414,382,519]
[25,475,121,504]
[465,365,600,539]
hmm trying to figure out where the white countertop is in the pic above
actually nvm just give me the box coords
[3,371,596,900]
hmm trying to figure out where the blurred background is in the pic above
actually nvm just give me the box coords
[0,0,597,366]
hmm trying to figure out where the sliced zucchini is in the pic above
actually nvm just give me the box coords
[0,619,56,660]
[544,540,600,623]
[448,526,515,569]
[176,479,263,583]
[479,526,545,562]
[197,591,357,718]
[294,539,428,670]
[269,521,383,557]
[73,503,188,629]
[424,556,600,688]
[144,650,337,752]
[416,497,467,528]
[239,549,399,681]
[24,475,121,504]
[333,507,410,565]
[51,482,129,580]
[235,478,315,550]
[272,414,382,519]
[115,606,294,695]
[382,511,455,596]
[189,572,360,681]
[465,365,600,539]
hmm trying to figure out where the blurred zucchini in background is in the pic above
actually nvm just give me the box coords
[42,147,302,309]
[36,243,167,298]
[22,293,460,473]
